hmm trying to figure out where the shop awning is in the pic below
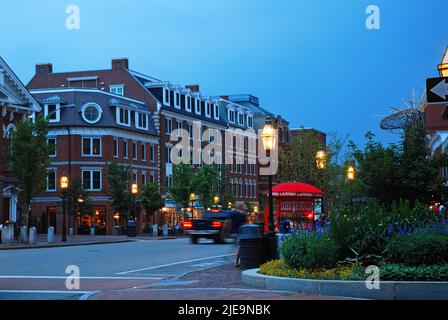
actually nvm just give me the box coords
[269,182,324,198]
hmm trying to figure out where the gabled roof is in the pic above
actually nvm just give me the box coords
[0,56,41,112]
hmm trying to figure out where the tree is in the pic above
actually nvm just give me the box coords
[193,165,219,210]
[140,183,164,225]
[169,163,194,209]
[106,161,132,227]
[218,165,235,208]
[65,178,93,229]
[6,116,52,227]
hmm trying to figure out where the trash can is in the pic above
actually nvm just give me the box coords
[126,220,137,238]
[239,224,267,270]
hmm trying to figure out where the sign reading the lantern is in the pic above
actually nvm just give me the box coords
[427,77,448,104]
[279,199,314,213]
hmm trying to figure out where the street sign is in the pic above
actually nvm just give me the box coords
[427,77,448,103]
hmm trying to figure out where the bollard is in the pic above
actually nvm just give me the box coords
[90,228,95,236]
[152,224,158,237]
[48,227,55,243]
[162,224,169,237]
[7,224,14,245]
[69,228,74,236]
[20,226,28,243]
[29,227,37,245]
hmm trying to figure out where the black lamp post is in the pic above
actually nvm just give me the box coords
[60,176,69,242]
[131,183,138,220]
[347,165,356,215]
[261,119,277,260]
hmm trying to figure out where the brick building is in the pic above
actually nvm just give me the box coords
[0,57,41,226]
[27,58,260,221]
[29,88,159,235]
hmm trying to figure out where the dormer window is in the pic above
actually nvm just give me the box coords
[116,107,131,127]
[195,99,201,115]
[214,104,220,120]
[247,114,254,128]
[45,104,60,123]
[205,102,211,118]
[174,91,181,109]
[228,108,235,123]
[185,96,192,112]
[163,88,171,105]
[110,85,124,96]
[135,112,149,130]
[81,103,103,124]
[238,111,245,126]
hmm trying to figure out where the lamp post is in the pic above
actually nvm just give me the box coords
[60,176,69,242]
[189,193,196,218]
[131,183,138,220]
[261,119,277,260]
[347,165,356,215]
[316,150,327,170]
[214,196,220,207]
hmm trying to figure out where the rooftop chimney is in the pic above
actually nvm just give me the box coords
[36,63,53,75]
[112,58,129,70]
[186,84,200,92]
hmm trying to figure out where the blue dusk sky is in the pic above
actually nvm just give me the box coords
[1,0,447,146]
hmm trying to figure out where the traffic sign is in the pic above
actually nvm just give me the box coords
[427,77,448,103]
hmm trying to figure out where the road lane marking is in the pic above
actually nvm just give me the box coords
[0,290,92,294]
[0,275,163,280]
[116,254,236,275]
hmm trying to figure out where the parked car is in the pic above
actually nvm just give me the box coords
[184,209,247,244]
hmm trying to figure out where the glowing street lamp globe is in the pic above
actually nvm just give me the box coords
[60,176,69,190]
[261,123,277,152]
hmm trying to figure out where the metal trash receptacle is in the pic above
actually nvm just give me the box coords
[239,224,267,270]
[126,220,137,238]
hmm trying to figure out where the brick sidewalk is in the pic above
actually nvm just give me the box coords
[89,264,351,300]
[0,235,184,250]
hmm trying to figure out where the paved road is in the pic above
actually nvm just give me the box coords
[0,238,345,300]
[0,238,236,299]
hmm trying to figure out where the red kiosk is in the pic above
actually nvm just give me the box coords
[263,182,324,232]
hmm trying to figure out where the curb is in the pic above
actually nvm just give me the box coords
[0,240,133,250]
[242,269,448,300]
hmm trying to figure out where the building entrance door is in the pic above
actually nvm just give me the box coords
[2,198,9,224]
[47,207,57,233]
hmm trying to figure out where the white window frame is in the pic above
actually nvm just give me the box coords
[110,85,124,96]
[238,111,245,126]
[228,108,236,124]
[47,137,57,157]
[113,138,119,158]
[142,143,147,162]
[163,87,171,105]
[123,140,129,159]
[205,102,211,118]
[81,102,103,124]
[195,99,201,115]
[82,137,102,157]
[165,118,173,135]
[46,169,57,192]
[150,144,155,163]
[185,95,192,112]
[44,104,60,123]
[150,172,156,183]
[116,107,131,127]
[82,170,102,191]
[247,115,254,128]
[135,112,149,130]
[214,104,220,120]
[132,141,138,160]
[174,91,181,109]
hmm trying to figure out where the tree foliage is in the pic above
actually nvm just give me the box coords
[6,116,52,226]
[140,183,164,223]
[106,161,132,222]
[193,165,220,210]
[169,163,194,209]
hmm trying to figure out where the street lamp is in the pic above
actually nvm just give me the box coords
[316,150,326,170]
[189,193,196,218]
[131,183,138,219]
[261,119,277,260]
[60,176,69,242]
[347,165,356,214]
[214,196,220,206]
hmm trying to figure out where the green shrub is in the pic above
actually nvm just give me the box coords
[281,233,338,270]
[384,230,448,266]
[259,260,364,280]
[380,264,448,281]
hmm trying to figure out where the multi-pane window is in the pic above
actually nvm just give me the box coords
[136,112,149,130]
[45,104,59,122]
[164,88,171,105]
[82,170,102,191]
[166,147,172,164]
[205,102,211,117]
[167,175,173,187]
[117,107,131,126]
[228,109,235,123]
[150,172,156,183]
[132,171,138,184]
[150,145,155,162]
[47,170,57,192]
[247,115,254,128]
[238,112,245,126]
[165,118,173,134]
[195,99,201,115]
[113,138,119,158]
[187,123,193,139]
[48,138,56,157]
[142,144,147,161]
[110,85,124,96]
[123,140,129,158]
[174,92,181,109]
[142,172,147,186]
[132,142,138,160]
[214,104,220,120]
[185,96,192,112]
[82,137,101,156]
